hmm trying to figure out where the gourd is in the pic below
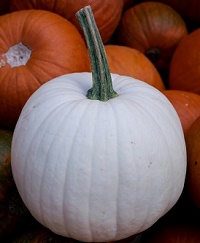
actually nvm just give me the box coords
[145,224,200,242]
[9,0,123,44]
[116,1,188,71]
[154,0,200,24]
[185,116,200,208]
[0,129,28,241]
[162,90,200,136]
[0,9,89,130]
[11,6,186,242]
[104,45,165,91]
[169,28,200,95]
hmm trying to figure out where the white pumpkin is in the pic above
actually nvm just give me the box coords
[11,6,186,243]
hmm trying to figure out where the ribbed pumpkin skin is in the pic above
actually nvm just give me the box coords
[169,29,200,95]
[10,0,123,44]
[116,2,188,71]
[0,129,27,240]
[146,224,200,243]
[0,10,89,130]
[105,45,165,91]
[185,117,200,208]
[11,73,186,242]
[162,90,200,136]
[154,0,200,24]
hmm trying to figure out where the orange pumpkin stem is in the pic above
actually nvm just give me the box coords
[76,6,118,101]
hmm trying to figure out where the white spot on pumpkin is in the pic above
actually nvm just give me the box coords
[0,59,5,67]
[2,42,31,67]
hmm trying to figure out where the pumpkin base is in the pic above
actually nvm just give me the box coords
[2,42,31,67]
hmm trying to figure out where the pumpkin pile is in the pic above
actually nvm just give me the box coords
[0,1,200,242]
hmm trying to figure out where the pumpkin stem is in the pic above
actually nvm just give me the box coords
[76,5,118,101]
[145,47,161,63]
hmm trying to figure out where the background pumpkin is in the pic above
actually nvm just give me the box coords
[152,0,200,25]
[185,116,200,208]
[11,6,186,242]
[0,129,29,242]
[104,45,165,91]
[0,9,89,130]
[116,1,188,72]
[9,0,123,44]
[144,224,200,242]
[169,28,200,95]
[162,90,200,136]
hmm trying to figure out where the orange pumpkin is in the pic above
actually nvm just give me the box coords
[10,0,123,44]
[145,224,200,242]
[116,1,188,71]
[169,28,200,95]
[153,0,200,24]
[0,9,89,130]
[105,45,165,91]
[162,90,200,136]
[185,116,200,208]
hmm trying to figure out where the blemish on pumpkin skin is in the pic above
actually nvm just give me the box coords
[148,161,153,168]
[195,161,198,165]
